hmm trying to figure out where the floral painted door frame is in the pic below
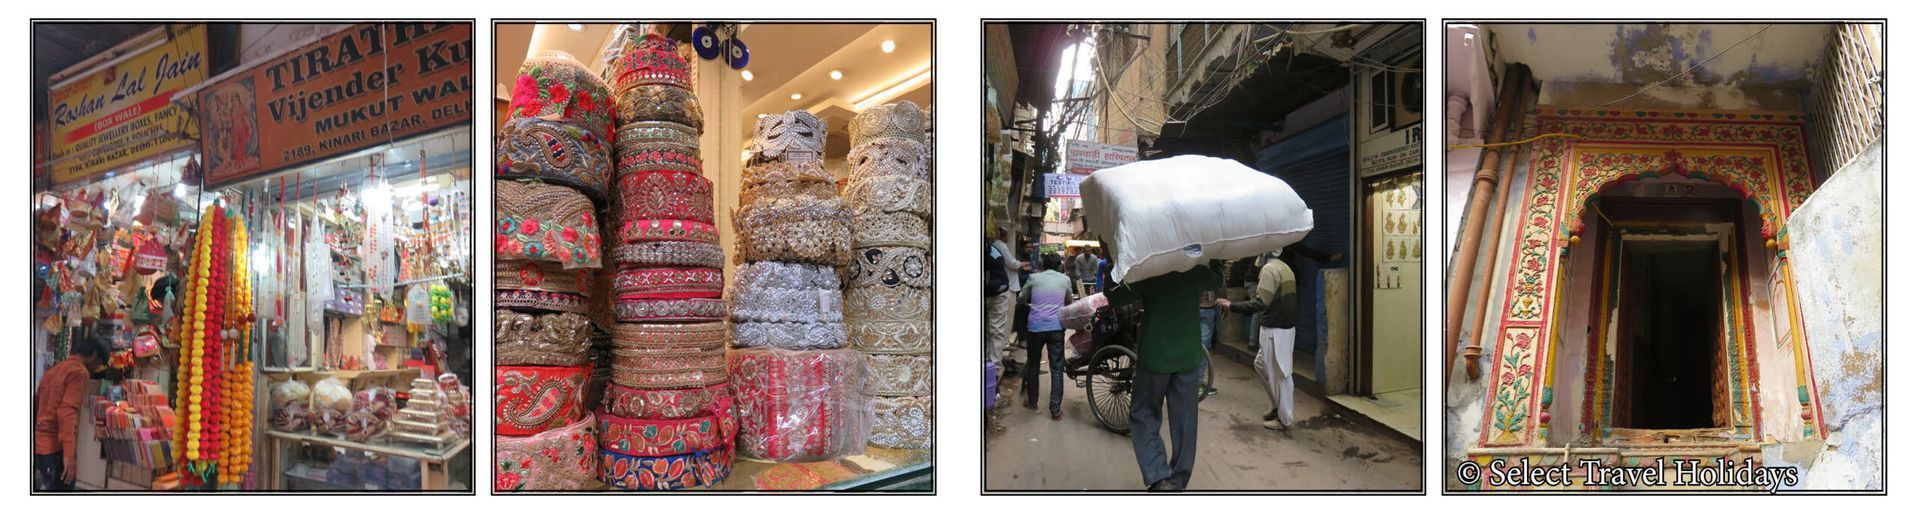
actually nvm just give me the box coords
[1478,107,1821,448]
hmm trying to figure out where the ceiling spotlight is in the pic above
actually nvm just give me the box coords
[567,24,583,31]
[881,40,896,53]
[829,69,844,80]
[790,93,803,100]
[741,69,754,81]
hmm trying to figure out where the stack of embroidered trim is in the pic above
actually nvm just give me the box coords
[842,101,932,450]
[729,109,872,466]
[494,51,611,492]
[597,34,734,491]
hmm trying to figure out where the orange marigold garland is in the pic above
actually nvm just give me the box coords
[172,203,257,490]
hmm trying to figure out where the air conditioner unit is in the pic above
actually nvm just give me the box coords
[1394,68,1422,128]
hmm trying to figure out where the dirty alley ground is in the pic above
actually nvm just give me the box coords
[985,339,1421,491]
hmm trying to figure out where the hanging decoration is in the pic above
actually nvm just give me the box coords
[170,202,256,490]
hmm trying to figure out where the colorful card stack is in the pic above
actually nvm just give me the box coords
[842,101,933,450]
[493,50,611,492]
[728,108,873,466]
[597,34,735,491]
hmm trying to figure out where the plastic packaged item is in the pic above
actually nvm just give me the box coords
[308,378,354,436]
[1058,293,1107,331]
[270,379,312,431]
[728,347,871,462]
[1079,155,1314,283]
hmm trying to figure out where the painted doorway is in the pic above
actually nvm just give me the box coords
[1359,170,1420,395]
[1612,238,1724,430]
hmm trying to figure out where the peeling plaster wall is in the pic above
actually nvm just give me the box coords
[1785,138,1883,490]
[1488,24,1828,110]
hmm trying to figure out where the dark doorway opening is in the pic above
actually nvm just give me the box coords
[1613,239,1724,430]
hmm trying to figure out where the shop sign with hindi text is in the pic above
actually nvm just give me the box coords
[199,22,473,185]
[47,24,208,185]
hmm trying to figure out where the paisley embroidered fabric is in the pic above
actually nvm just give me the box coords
[732,196,852,266]
[495,365,589,436]
[843,285,931,322]
[496,118,613,202]
[851,212,931,250]
[496,412,597,491]
[494,260,586,294]
[849,101,928,148]
[494,309,594,367]
[869,395,932,450]
[848,138,930,182]
[509,53,617,143]
[601,382,728,420]
[729,321,849,350]
[610,321,727,351]
[845,246,931,289]
[845,175,932,219]
[611,241,724,268]
[748,110,826,163]
[619,218,720,245]
[868,353,932,396]
[614,169,714,224]
[496,180,603,269]
[613,297,726,323]
[597,397,735,457]
[612,266,724,299]
[496,289,590,314]
[847,320,932,354]
[616,84,703,133]
[729,348,872,462]
[598,445,732,491]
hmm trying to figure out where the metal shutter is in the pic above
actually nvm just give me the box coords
[1255,118,1351,357]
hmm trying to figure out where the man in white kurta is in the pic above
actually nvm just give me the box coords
[1218,250,1307,429]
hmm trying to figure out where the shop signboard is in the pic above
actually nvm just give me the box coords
[200,22,473,185]
[1358,124,1420,177]
[1063,138,1137,175]
[1043,172,1084,197]
[47,24,208,185]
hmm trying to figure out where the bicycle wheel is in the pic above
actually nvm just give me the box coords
[1085,344,1136,434]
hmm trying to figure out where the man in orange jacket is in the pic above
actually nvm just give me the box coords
[34,335,106,491]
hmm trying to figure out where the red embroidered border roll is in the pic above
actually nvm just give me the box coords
[601,382,728,420]
[610,35,690,93]
[508,52,617,144]
[615,168,715,224]
[497,180,604,269]
[613,297,726,323]
[495,365,589,436]
[599,445,732,491]
[495,412,597,491]
[728,348,872,462]
[596,395,735,457]
[615,143,702,175]
[612,266,724,299]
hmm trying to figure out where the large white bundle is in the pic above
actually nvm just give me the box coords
[1081,155,1313,283]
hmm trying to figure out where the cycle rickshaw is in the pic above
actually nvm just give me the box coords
[1061,297,1214,435]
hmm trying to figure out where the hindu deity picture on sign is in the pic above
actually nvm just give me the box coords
[1440,21,1885,493]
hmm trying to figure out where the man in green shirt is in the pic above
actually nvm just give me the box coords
[1105,262,1220,491]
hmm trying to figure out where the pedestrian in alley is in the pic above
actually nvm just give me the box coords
[35,334,107,491]
[1196,270,1226,397]
[986,233,1022,369]
[1218,243,1340,430]
[1106,261,1222,492]
[1019,252,1074,419]
[1074,246,1100,296]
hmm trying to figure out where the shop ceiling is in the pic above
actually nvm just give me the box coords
[1483,23,1833,109]
[32,23,160,121]
[497,22,931,156]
